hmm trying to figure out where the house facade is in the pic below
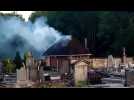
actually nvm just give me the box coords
[43,37,92,75]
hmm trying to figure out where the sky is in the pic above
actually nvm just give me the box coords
[0,11,34,21]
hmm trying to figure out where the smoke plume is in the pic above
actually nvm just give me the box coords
[0,16,71,59]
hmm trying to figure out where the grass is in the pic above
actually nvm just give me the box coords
[76,81,88,87]
[37,82,66,88]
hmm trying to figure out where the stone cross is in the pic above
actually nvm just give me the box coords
[122,47,127,64]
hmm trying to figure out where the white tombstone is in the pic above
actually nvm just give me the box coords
[17,67,29,82]
[16,67,34,88]
[104,59,107,68]
[107,55,114,68]
[73,60,88,85]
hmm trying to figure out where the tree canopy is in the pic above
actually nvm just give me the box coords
[29,11,134,57]
[0,12,24,21]
[3,58,15,73]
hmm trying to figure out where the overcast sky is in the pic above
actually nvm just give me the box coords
[0,11,34,21]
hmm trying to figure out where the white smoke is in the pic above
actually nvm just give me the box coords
[0,16,71,58]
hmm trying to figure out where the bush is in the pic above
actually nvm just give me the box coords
[3,58,16,73]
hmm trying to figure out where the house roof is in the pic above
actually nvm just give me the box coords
[72,59,91,65]
[43,37,91,56]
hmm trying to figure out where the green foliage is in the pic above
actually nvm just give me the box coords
[2,11,134,57]
[29,11,99,53]
[38,82,65,88]
[3,58,15,73]
[49,82,65,88]
[29,11,134,57]
[76,81,88,87]
[97,12,134,56]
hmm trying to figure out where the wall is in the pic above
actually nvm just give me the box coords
[58,58,70,74]
[45,56,134,71]
[45,56,70,73]
[91,57,134,69]
[91,58,107,69]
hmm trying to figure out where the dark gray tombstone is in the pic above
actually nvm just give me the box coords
[125,69,134,87]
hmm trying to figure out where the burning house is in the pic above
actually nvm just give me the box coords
[43,37,92,75]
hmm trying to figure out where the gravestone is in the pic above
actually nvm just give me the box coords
[73,60,89,86]
[39,66,44,83]
[16,65,31,87]
[125,69,134,87]
[107,55,114,68]
[25,52,39,82]
[15,51,40,87]
[114,60,118,68]
[16,61,37,88]
[16,67,29,82]
[119,48,128,69]
[122,47,127,64]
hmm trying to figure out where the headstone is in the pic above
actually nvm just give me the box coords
[119,48,128,70]
[124,69,134,87]
[74,60,88,85]
[107,55,114,68]
[16,52,41,87]
[16,65,34,88]
[17,67,29,82]
[39,66,44,83]
[25,52,39,82]
[104,59,107,68]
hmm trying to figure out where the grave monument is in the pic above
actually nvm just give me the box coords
[25,52,38,81]
[16,51,40,87]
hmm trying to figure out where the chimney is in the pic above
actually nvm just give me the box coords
[84,38,88,49]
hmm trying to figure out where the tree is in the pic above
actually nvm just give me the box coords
[0,12,24,21]
[29,11,99,53]
[14,51,22,70]
[96,12,134,56]
[3,58,15,73]
[29,11,134,57]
